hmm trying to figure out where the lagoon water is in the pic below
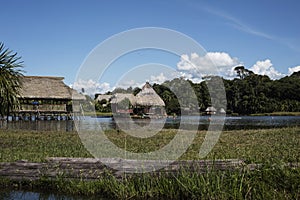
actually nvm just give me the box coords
[0,189,101,200]
[1,115,299,132]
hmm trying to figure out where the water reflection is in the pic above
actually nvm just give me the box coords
[1,116,299,132]
[0,189,101,200]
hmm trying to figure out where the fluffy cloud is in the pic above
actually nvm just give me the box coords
[116,72,176,89]
[288,65,300,75]
[72,79,113,95]
[177,52,241,80]
[116,79,143,89]
[249,59,283,79]
[150,73,168,84]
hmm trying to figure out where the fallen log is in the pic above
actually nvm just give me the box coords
[0,157,298,181]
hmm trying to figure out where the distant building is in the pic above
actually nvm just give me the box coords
[95,94,112,103]
[205,106,217,115]
[13,76,85,118]
[95,94,112,108]
[110,82,166,116]
[219,108,226,114]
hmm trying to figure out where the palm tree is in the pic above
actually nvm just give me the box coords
[0,42,24,120]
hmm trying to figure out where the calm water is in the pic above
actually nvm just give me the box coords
[1,115,299,131]
[0,189,102,200]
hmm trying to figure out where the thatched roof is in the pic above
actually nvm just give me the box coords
[19,76,85,100]
[110,83,165,107]
[110,93,135,104]
[96,94,112,102]
[135,82,165,106]
[219,108,226,114]
[205,106,217,112]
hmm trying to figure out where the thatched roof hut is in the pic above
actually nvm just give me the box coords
[110,83,165,116]
[110,93,135,105]
[219,108,226,114]
[135,82,165,107]
[205,106,217,115]
[19,76,85,100]
[96,94,112,102]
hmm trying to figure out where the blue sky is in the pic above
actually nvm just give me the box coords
[1,0,300,94]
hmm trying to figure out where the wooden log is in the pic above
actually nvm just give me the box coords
[0,157,299,182]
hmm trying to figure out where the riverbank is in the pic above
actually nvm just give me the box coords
[250,112,300,116]
[91,111,300,117]
[0,127,299,198]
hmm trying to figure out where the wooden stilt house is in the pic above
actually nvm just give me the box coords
[13,76,85,119]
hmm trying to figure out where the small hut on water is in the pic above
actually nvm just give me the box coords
[135,82,165,116]
[13,76,85,120]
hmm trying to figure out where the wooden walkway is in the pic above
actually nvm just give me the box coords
[0,158,299,181]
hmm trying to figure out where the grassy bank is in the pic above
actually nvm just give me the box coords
[0,127,299,198]
[0,127,299,163]
[250,112,300,116]
[84,111,113,117]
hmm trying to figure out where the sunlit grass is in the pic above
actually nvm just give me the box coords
[250,112,300,116]
[0,127,299,198]
[0,130,91,162]
[0,127,299,163]
[1,166,299,199]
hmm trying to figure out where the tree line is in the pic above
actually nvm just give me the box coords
[97,67,300,115]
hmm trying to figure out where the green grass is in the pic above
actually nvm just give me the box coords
[0,127,299,163]
[0,130,91,162]
[105,127,300,163]
[250,112,300,116]
[0,127,299,198]
[83,111,113,117]
[1,166,299,199]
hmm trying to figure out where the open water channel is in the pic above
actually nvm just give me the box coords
[1,115,300,131]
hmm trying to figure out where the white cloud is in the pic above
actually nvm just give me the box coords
[72,79,114,95]
[249,59,283,79]
[288,65,300,75]
[116,79,143,89]
[150,72,169,84]
[177,52,241,79]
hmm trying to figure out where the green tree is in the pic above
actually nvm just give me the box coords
[234,65,253,79]
[0,42,24,119]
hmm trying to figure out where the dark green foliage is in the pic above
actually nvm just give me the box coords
[96,67,300,115]
[0,42,24,118]
[166,71,300,115]
[155,71,300,115]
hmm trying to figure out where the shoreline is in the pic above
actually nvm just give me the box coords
[88,111,300,117]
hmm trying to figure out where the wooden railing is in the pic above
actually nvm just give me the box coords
[20,104,67,112]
